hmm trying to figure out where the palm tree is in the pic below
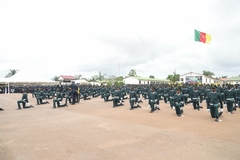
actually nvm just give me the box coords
[98,71,107,81]
[5,69,19,78]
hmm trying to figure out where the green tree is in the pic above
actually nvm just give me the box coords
[89,71,107,82]
[97,71,107,81]
[114,81,125,87]
[52,76,60,81]
[128,69,137,77]
[116,76,123,81]
[5,69,19,78]
[75,74,82,80]
[166,72,180,83]
[202,70,215,77]
[89,75,97,82]
[149,75,155,78]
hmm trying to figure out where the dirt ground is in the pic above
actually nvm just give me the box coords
[0,93,240,160]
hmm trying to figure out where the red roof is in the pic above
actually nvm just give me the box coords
[60,75,76,80]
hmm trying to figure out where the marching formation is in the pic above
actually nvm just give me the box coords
[2,82,240,122]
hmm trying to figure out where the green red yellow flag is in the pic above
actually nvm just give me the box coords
[194,29,211,44]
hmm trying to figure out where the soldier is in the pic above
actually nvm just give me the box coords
[235,84,240,108]
[190,86,201,110]
[204,85,212,109]
[148,87,160,113]
[224,85,236,114]
[57,81,63,93]
[103,86,111,102]
[17,90,34,110]
[129,87,141,110]
[82,88,91,100]
[52,90,68,109]
[172,88,184,117]
[207,86,223,122]
[168,86,176,109]
[36,88,50,105]
[162,85,170,104]
[65,88,72,104]
[112,87,124,107]
[198,84,205,106]
[142,86,150,99]
[181,85,190,105]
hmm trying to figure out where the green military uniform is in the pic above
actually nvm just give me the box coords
[207,87,223,122]
[224,85,236,114]
[173,89,184,117]
[36,89,49,105]
[112,88,123,107]
[190,87,201,110]
[148,88,160,113]
[129,88,141,110]
[17,92,34,109]
[53,91,67,109]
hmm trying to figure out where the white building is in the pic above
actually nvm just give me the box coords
[123,77,169,85]
[179,72,223,84]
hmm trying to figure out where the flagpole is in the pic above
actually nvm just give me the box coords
[193,29,197,84]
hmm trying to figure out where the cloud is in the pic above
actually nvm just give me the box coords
[0,0,240,80]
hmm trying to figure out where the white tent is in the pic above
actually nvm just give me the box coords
[1,68,54,84]
[0,68,56,93]
[74,79,90,85]
[123,77,139,85]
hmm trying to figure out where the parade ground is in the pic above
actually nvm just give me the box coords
[0,93,240,160]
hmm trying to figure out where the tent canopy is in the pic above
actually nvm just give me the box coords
[74,79,90,85]
[0,68,55,84]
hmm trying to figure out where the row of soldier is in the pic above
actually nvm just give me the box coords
[13,83,240,122]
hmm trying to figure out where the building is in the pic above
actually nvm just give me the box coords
[123,77,169,85]
[59,75,76,82]
[179,72,223,84]
[224,76,240,84]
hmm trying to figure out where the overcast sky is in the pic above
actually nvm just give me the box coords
[0,0,240,80]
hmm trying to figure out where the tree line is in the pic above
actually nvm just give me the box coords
[4,69,216,84]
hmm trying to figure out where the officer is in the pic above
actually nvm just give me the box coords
[69,81,78,105]
[207,86,223,122]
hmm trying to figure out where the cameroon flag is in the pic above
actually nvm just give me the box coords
[194,29,211,44]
